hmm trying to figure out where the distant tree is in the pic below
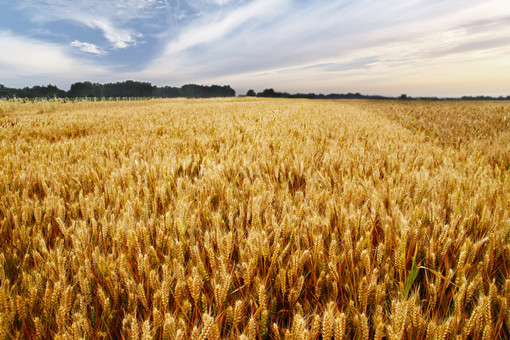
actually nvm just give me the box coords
[153,86,182,98]
[41,84,67,98]
[69,81,95,97]
[246,89,256,97]
[102,80,154,97]
[259,88,276,97]
[257,88,293,98]
[222,85,236,97]
[180,84,235,98]
[14,84,67,98]
[181,84,199,98]
[0,84,9,97]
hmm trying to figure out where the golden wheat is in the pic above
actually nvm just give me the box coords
[0,98,509,338]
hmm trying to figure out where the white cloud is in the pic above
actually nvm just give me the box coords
[3,0,510,96]
[14,0,162,49]
[70,40,105,55]
[208,0,235,5]
[138,0,510,96]
[0,30,107,87]
[163,0,290,53]
[87,20,138,49]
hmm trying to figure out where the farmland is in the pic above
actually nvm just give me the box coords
[0,98,509,339]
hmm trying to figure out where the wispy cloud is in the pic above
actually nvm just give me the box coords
[163,0,290,53]
[0,30,107,87]
[139,0,510,96]
[70,40,105,55]
[13,0,163,49]
[1,0,509,95]
[87,20,138,49]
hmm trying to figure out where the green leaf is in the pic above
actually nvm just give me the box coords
[403,245,419,299]
[404,267,419,299]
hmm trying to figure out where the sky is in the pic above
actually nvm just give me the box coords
[1,0,509,97]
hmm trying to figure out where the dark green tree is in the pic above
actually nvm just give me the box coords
[69,82,95,97]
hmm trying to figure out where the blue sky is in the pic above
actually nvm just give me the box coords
[1,0,509,96]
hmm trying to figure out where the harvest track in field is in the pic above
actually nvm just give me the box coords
[0,98,509,339]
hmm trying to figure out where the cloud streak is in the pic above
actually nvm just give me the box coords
[70,40,105,55]
[0,30,107,87]
[163,0,290,53]
[13,0,163,49]
[141,0,510,96]
[1,0,509,96]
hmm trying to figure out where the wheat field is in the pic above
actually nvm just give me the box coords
[0,98,509,339]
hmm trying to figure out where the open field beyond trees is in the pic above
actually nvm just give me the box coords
[0,98,509,339]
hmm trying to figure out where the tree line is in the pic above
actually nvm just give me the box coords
[247,88,510,101]
[0,81,236,99]
[1,81,509,101]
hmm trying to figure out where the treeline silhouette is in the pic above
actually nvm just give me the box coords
[1,81,509,101]
[248,88,510,101]
[0,84,68,98]
[0,81,236,99]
